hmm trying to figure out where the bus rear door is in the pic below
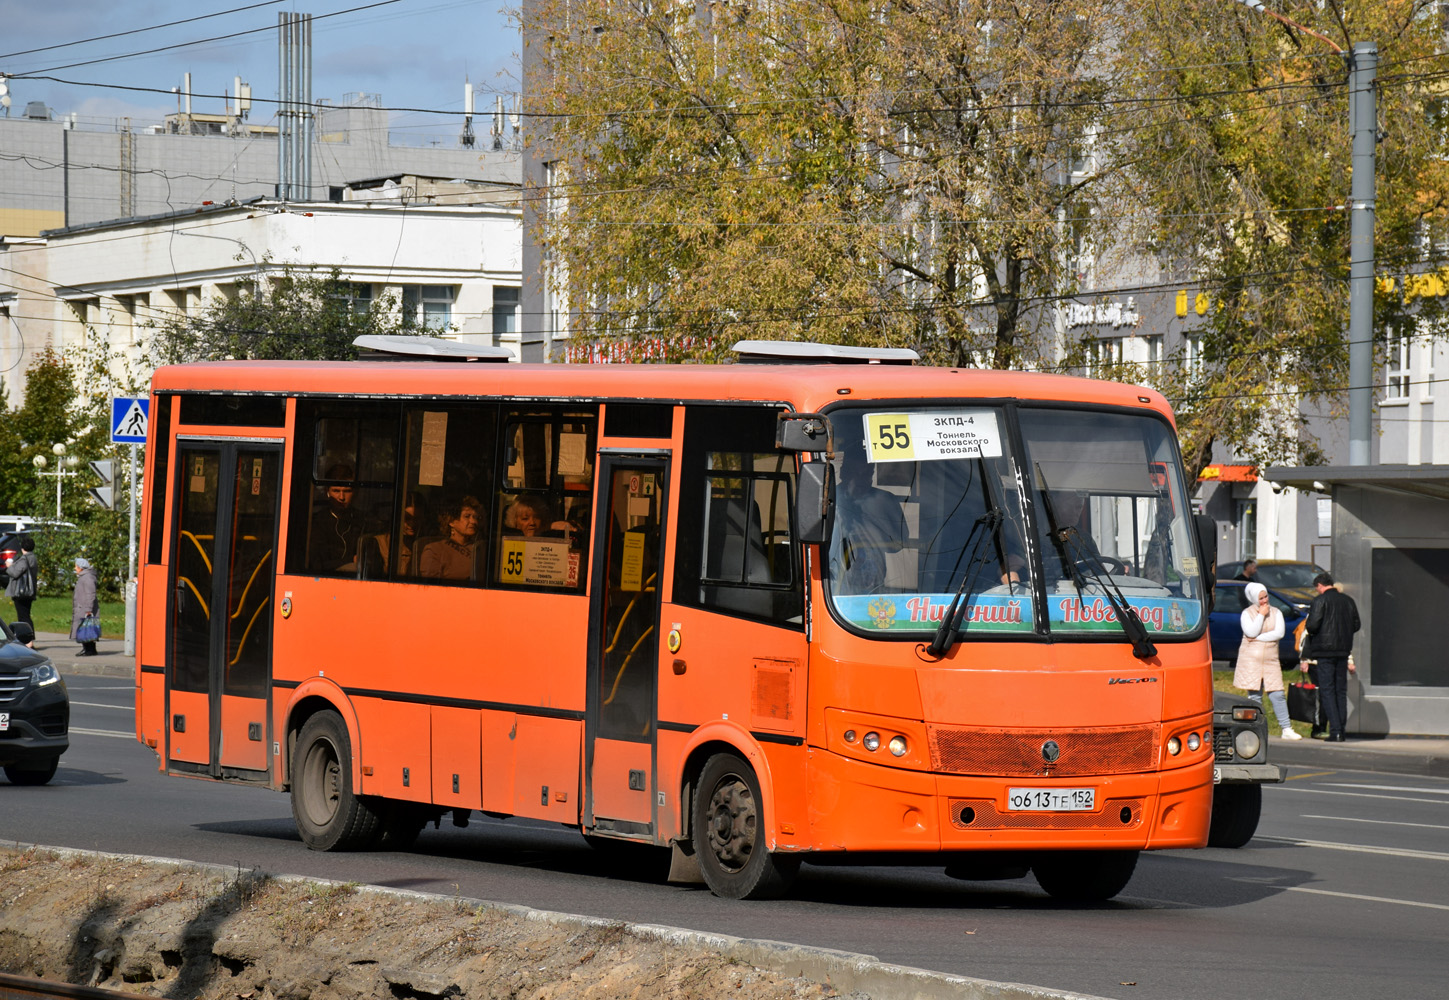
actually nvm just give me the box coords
[586,453,668,839]
[167,441,281,779]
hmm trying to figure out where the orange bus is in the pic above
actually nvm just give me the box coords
[135,338,1214,901]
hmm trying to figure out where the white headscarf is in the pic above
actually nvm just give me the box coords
[1244,582,1267,605]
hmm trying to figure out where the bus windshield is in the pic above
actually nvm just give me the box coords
[826,405,1204,640]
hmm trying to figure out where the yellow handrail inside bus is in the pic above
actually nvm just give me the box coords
[176,576,210,619]
[229,596,270,666]
[603,572,658,655]
[603,624,656,706]
[229,550,273,622]
[181,531,214,573]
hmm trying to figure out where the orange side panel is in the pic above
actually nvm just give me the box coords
[353,697,430,800]
[167,690,210,765]
[591,738,651,825]
[479,711,581,824]
[219,695,268,771]
[136,563,169,670]
[655,729,689,843]
[431,706,483,810]
[135,674,165,757]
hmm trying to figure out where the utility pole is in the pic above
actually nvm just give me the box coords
[1233,2,1375,466]
[1347,41,1377,467]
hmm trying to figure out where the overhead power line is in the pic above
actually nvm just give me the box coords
[0,1,288,61]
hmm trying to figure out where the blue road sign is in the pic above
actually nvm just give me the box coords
[111,397,150,444]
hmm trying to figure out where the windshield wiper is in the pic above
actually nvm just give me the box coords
[1037,467,1157,660]
[925,509,1002,658]
[926,455,1011,658]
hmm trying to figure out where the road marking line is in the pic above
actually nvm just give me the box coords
[1286,770,1337,780]
[69,727,134,740]
[1256,835,1449,862]
[1270,785,1448,806]
[1302,815,1449,831]
[69,701,132,711]
[1284,886,1449,911]
[1326,782,1449,796]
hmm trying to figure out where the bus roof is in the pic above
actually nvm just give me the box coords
[150,360,1174,423]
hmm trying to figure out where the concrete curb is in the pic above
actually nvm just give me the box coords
[11,844,1111,1000]
[1269,740,1449,779]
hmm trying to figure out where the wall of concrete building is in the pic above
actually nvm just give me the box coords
[0,97,519,236]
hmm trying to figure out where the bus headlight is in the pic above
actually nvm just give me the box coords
[863,732,881,752]
[1186,732,1201,752]
[843,729,858,744]
[888,735,908,757]
[1167,735,1181,756]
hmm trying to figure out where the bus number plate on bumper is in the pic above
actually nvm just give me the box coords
[1007,787,1095,811]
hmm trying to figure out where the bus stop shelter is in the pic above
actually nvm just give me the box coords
[1263,464,1449,736]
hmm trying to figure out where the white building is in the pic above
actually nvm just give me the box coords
[0,193,523,403]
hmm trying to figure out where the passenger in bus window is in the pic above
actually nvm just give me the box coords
[309,465,365,573]
[504,494,569,537]
[419,495,482,580]
[361,491,427,578]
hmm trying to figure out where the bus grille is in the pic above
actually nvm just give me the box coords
[928,724,1160,777]
[948,797,1146,831]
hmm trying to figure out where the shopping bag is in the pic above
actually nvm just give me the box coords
[1287,681,1318,725]
[77,614,102,643]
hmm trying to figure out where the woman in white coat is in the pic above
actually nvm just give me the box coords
[1234,582,1301,739]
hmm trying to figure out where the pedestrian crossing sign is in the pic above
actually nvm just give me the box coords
[111,397,150,444]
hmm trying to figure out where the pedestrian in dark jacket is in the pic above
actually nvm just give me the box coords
[71,557,99,656]
[1303,572,1360,742]
[4,536,39,627]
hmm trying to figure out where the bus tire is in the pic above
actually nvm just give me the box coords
[692,752,799,900]
[4,756,59,786]
[1032,850,1139,902]
[291,711,380,851]
[1208,783,1262,849]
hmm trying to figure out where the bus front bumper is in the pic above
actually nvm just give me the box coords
[800,747,1212,853]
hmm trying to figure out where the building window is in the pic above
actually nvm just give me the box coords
[1184,333,1204,376]
[1386,332,1409,401]
[1236,499,1256,562]
[346,283,373,315]
[492,286,520,335]
[1083,337,1121,378]
[401,285,454,330]
[1142,334,1163,369]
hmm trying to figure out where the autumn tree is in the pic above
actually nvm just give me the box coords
[524,0,1138,365]
[1115,0,1449,478]
[149,262,421,365]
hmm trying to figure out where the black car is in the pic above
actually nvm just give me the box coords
[0,619,69,785]
[1209,691,1282,848]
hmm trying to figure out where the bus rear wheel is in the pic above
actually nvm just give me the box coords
[692,752,799,900]
[1032,850,1139,902]
[291,711,380,851]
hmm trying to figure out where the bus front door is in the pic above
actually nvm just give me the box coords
[167,442,282,779]
[585,455,668,839]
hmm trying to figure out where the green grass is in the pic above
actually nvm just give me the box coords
[1214,667,1311,737]
[7,596,126,639]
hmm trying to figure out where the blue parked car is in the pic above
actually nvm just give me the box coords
[1209,581,1305,666]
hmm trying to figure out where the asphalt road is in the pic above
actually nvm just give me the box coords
[4,675,1447,1000]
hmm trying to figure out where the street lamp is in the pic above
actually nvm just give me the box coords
[1233,0,1376,466]
[33,443,80,518]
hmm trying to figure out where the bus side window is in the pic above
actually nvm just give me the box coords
[402,405,498,585]
[674,405,802,628]
[295,408,399,578]
[492,410,595,591]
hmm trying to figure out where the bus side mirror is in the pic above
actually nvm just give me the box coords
[797,461,832,545]
[776,412,832,453]
[1194,512,1217,609]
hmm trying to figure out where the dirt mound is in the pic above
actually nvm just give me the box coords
[0,847,851,1000]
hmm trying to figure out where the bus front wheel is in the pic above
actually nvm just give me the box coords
[1032,850,1139,902]
[692,752,799,900]
[291,711,381,851]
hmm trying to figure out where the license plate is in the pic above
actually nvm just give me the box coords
[0,712,8,732]
[1007,787,1095,811]
[1213,766,1222,785]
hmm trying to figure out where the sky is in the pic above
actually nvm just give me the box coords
[0,1,519,146]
